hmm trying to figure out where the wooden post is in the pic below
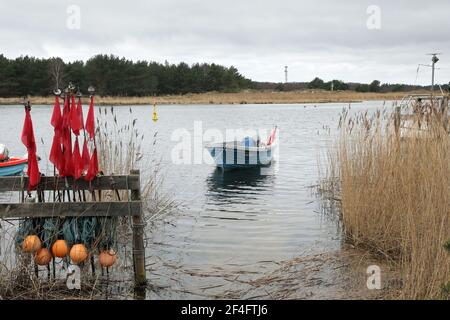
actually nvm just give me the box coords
[130,169,147,290]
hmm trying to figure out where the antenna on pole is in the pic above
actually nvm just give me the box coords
[284,66,288,83]
[426,53,442,95]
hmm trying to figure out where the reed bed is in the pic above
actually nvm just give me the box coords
[322,104,450,299]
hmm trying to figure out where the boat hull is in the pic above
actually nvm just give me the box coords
[205,142,273,171]
[0,157,27,176]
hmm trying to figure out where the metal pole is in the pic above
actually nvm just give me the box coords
[431,56,435,95]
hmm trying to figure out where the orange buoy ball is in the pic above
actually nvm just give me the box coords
[22,235,42,253]
[70,244,88,264]
[35,248,52,266]
[51,239,69,258]
[99,250,117,268]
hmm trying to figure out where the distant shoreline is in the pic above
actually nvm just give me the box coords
[0,90,428,106]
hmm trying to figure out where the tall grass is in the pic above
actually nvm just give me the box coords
[96,106,177,217]
[324,104,450,299]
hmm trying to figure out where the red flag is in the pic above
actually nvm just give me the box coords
[85,96,95,140]
[21,107,40,190]
[85,147,98,181]
[49,96,63,172]
[70,95,81,136]
[82,139,90,171]
[77,97,84,130]
[49,135,63,173]
[61,96,73,176]
[266,127,277,146]
[73,139,83,179]
[50,96,62,130]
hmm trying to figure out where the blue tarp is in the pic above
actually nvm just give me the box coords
[242,136,256,147]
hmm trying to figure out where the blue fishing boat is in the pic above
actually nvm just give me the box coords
[205,127,277,171]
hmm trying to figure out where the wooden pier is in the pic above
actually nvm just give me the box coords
[0,169,147,289]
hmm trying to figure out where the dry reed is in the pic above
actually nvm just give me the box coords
[322,103,450,299]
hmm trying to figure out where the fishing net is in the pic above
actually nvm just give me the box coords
[16,216,118,252]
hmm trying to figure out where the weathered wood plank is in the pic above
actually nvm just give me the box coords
[0,201,141,218]
[130,169,147,289]
[0,175,139,192]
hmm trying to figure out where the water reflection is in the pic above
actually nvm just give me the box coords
[206,167,275,204]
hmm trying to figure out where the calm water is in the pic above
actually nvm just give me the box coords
[0,101,390,298]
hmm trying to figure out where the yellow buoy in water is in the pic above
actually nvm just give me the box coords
[152,103,158,122]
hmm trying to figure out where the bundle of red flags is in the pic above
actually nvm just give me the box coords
[49,94,98,181]
[21,104,40,191]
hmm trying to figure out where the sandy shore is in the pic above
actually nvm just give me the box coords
[0,90,425,106]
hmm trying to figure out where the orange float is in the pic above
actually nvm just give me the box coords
[69,244,88,264]
[35,248,52,265]
[51,239,69,258]
[22,235,42,253]
[99,249,117,268]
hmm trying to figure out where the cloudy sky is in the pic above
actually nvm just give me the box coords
[1,0,450,85]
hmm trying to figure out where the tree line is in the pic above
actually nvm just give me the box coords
[1,54,448,97]
[0,54,252,97]
[253,77,450,93]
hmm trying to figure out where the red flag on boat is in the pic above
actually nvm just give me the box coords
[21,104,40,191]
[49,96,63,172]
[266,126,277,146]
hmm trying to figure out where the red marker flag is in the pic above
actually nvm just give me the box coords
[85,147,99,181]
[84,95,99,181]
[50,135,63,173]
[21,105,40,191]
[70,95,81,136]
[85,96,95,140]
[50,96,62,130]
[82,139,90,172]
[61,96,73,176]
[77,97,84,131]
[73,139,83,180]
[49,96,63,172]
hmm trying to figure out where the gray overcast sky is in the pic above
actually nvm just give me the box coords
[1,0,449,85]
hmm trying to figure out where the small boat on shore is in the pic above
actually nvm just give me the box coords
[0,157,28,176]
[0,144,28,176]
[205,127,277,171]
